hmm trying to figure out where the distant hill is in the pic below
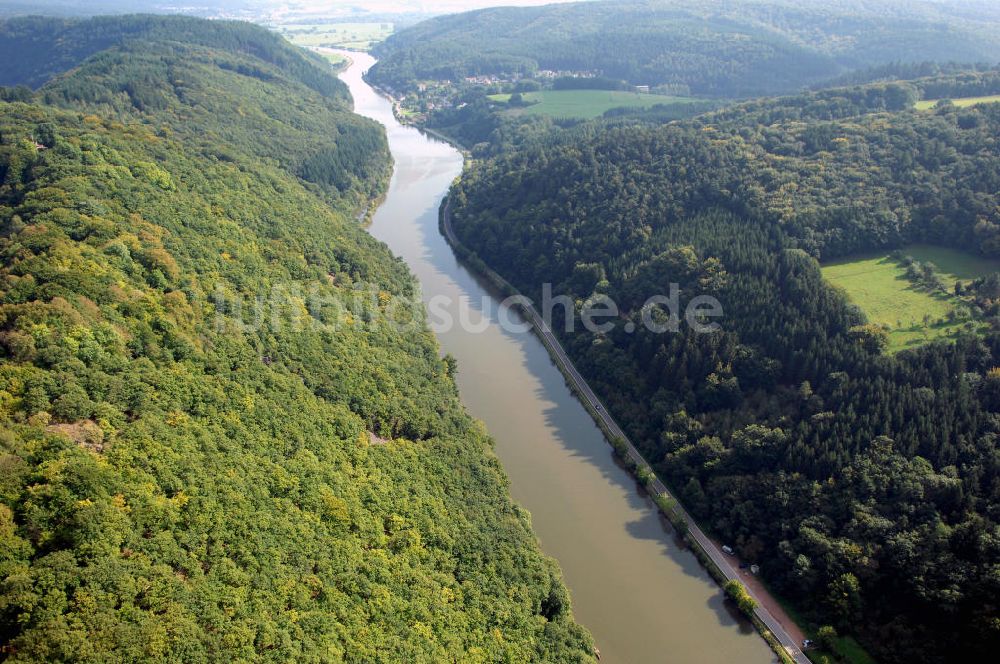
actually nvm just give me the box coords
[370,0,1000,98]
[0,14,345,98]
[0,15,387,200]
[0,1,248,19]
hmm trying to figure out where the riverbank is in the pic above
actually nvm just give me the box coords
[363,80,472,157]
[339,49,782,664]
[439,196,809,664]
[318,45,470,155]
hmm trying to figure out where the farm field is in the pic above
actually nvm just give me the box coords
[276,22,393,51]
[822,246,1000,351]
[915,94,1000,110]
[488,89,699,119]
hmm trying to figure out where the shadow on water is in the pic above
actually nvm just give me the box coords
[432,199,767,640]
[536,391,756,632]
[337,48,777,664]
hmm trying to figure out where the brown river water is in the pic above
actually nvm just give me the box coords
[336,50,777,664]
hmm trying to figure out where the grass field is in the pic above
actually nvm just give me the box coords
[487,89,699,119]
[903,244,1000,280]
[915,94,1000,110]
[830,636,878,664]
[314,50,347,67]
[276,22,393,51]
[822,245,1000,351]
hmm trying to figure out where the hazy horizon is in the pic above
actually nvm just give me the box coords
[0,0,593,21]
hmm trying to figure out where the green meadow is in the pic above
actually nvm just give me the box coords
[822,245,1000,351]
[277,22,393,51]
[915,94,1000,110]
[314,50,347,67]
[902,244,1000,280]
[488,89,699,119]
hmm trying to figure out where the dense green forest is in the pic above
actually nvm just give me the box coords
[0,14,346,96]
[448,76,1000,662]
[0,15,594,662]
[370,0,1000,98]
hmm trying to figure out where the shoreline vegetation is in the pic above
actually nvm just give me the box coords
[0,17,596,662]
[319,47,471,156]
[351,3,996,660]
[439,79,1000,659]
[438,197,806,664]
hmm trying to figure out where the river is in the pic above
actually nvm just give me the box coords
[336,50,777,664]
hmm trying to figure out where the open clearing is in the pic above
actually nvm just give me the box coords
[902,244,1000,281]
[915,94,1000,110]
[822,245,1000,352]
[276,22,393,51]
[488,89,699,119]
[313,50,347,67]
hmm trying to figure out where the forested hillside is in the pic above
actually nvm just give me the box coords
[370,0,1000,98]
[0,16,594,662]
[448,79,1000,662]
[0,14,347,96]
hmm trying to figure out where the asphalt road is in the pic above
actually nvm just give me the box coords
[442,200,812,664]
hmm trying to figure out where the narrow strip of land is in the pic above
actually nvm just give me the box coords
[442,199,811,664]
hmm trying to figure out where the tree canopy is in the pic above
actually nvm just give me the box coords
[0,15,594,662]
[370,0,1000,98]
[449,73,1000,663]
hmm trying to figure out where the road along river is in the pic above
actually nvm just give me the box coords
[337,50,778,664]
